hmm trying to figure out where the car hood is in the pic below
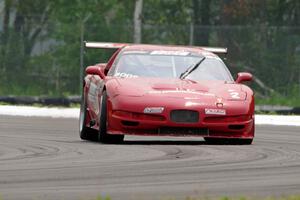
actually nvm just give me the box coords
[107,77,247,101]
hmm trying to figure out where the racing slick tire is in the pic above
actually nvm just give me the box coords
[79,94,98,141]
[204,138,253,145]
[98,91,124,144]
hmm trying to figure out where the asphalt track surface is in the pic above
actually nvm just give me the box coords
[0,116,300,200]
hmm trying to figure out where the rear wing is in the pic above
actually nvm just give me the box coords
[84,41,227,54]
[85,42,128,49]
[199,47,227,54]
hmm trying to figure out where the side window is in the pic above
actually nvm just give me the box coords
[107,52,122,76]
[106,48,123,76]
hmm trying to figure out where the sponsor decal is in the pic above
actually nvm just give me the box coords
[144,107,164,114]
[150,50,190,56]
[123,51,148,54]
[185,101,205,106]
[115,72,138,78]
[148,90,215,96]
[205,108,226,115]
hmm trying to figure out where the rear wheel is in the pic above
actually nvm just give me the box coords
[79,94,98,141]
[204,138,253,145]
[98,91,124,144]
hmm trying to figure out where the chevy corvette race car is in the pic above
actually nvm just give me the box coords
[79,42,254,144]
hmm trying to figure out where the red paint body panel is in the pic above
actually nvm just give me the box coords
[82,44,255,140]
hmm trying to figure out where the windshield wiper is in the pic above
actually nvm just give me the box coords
[179,57,206,79]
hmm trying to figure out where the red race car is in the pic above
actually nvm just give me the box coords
[79,42,254,144]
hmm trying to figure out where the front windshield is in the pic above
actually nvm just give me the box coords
[112,51,233,81]
[184,58,233,81]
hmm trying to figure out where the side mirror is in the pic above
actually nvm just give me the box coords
[85,66,105,79]
[235,72,252,84]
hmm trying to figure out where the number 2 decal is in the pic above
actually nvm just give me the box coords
[228,90,240,99]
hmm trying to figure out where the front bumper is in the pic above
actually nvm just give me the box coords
[106,95,255,139]
[107,110,254,139]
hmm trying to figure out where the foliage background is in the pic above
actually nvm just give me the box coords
[0,0,300,105]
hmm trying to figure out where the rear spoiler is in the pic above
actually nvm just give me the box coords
[84,41,228,54]
[85,42,127,49]
[199,47,227,54]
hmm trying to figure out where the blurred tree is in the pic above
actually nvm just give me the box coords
[0,0,55,95]
[133,0,143,43]
[192,0,211,45]
[143,0,191,44]
[1,0,54,65]
[0,0,299,102]
[37,0,136,95]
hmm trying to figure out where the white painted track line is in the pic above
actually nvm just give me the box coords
[0,105,79,118]
[0,105,300,126]
[255,114,300,126]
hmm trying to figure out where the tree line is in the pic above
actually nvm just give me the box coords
[0,0,300,105]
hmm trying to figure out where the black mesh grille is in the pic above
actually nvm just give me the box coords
[170,110,199,123]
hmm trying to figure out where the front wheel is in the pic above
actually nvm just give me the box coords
[98,91,124,144]
[79,94,98,141]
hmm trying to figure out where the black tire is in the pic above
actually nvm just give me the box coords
[79,94,98,141]
[204,137,253,145]
[98,91,124,144]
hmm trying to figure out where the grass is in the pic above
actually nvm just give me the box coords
[223,196,300,200]
[181,196,300,200]
[256,97,300,107]
[70,103,81,108]
[0,101,80,108]
[95,196,111,200]
[89,195,300,200]
[82,195,300,200]
[254,110,278,115]
[163,196,300,200]
[0,102,10,106]
[255,89,300,107]
[0,193,299,200]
